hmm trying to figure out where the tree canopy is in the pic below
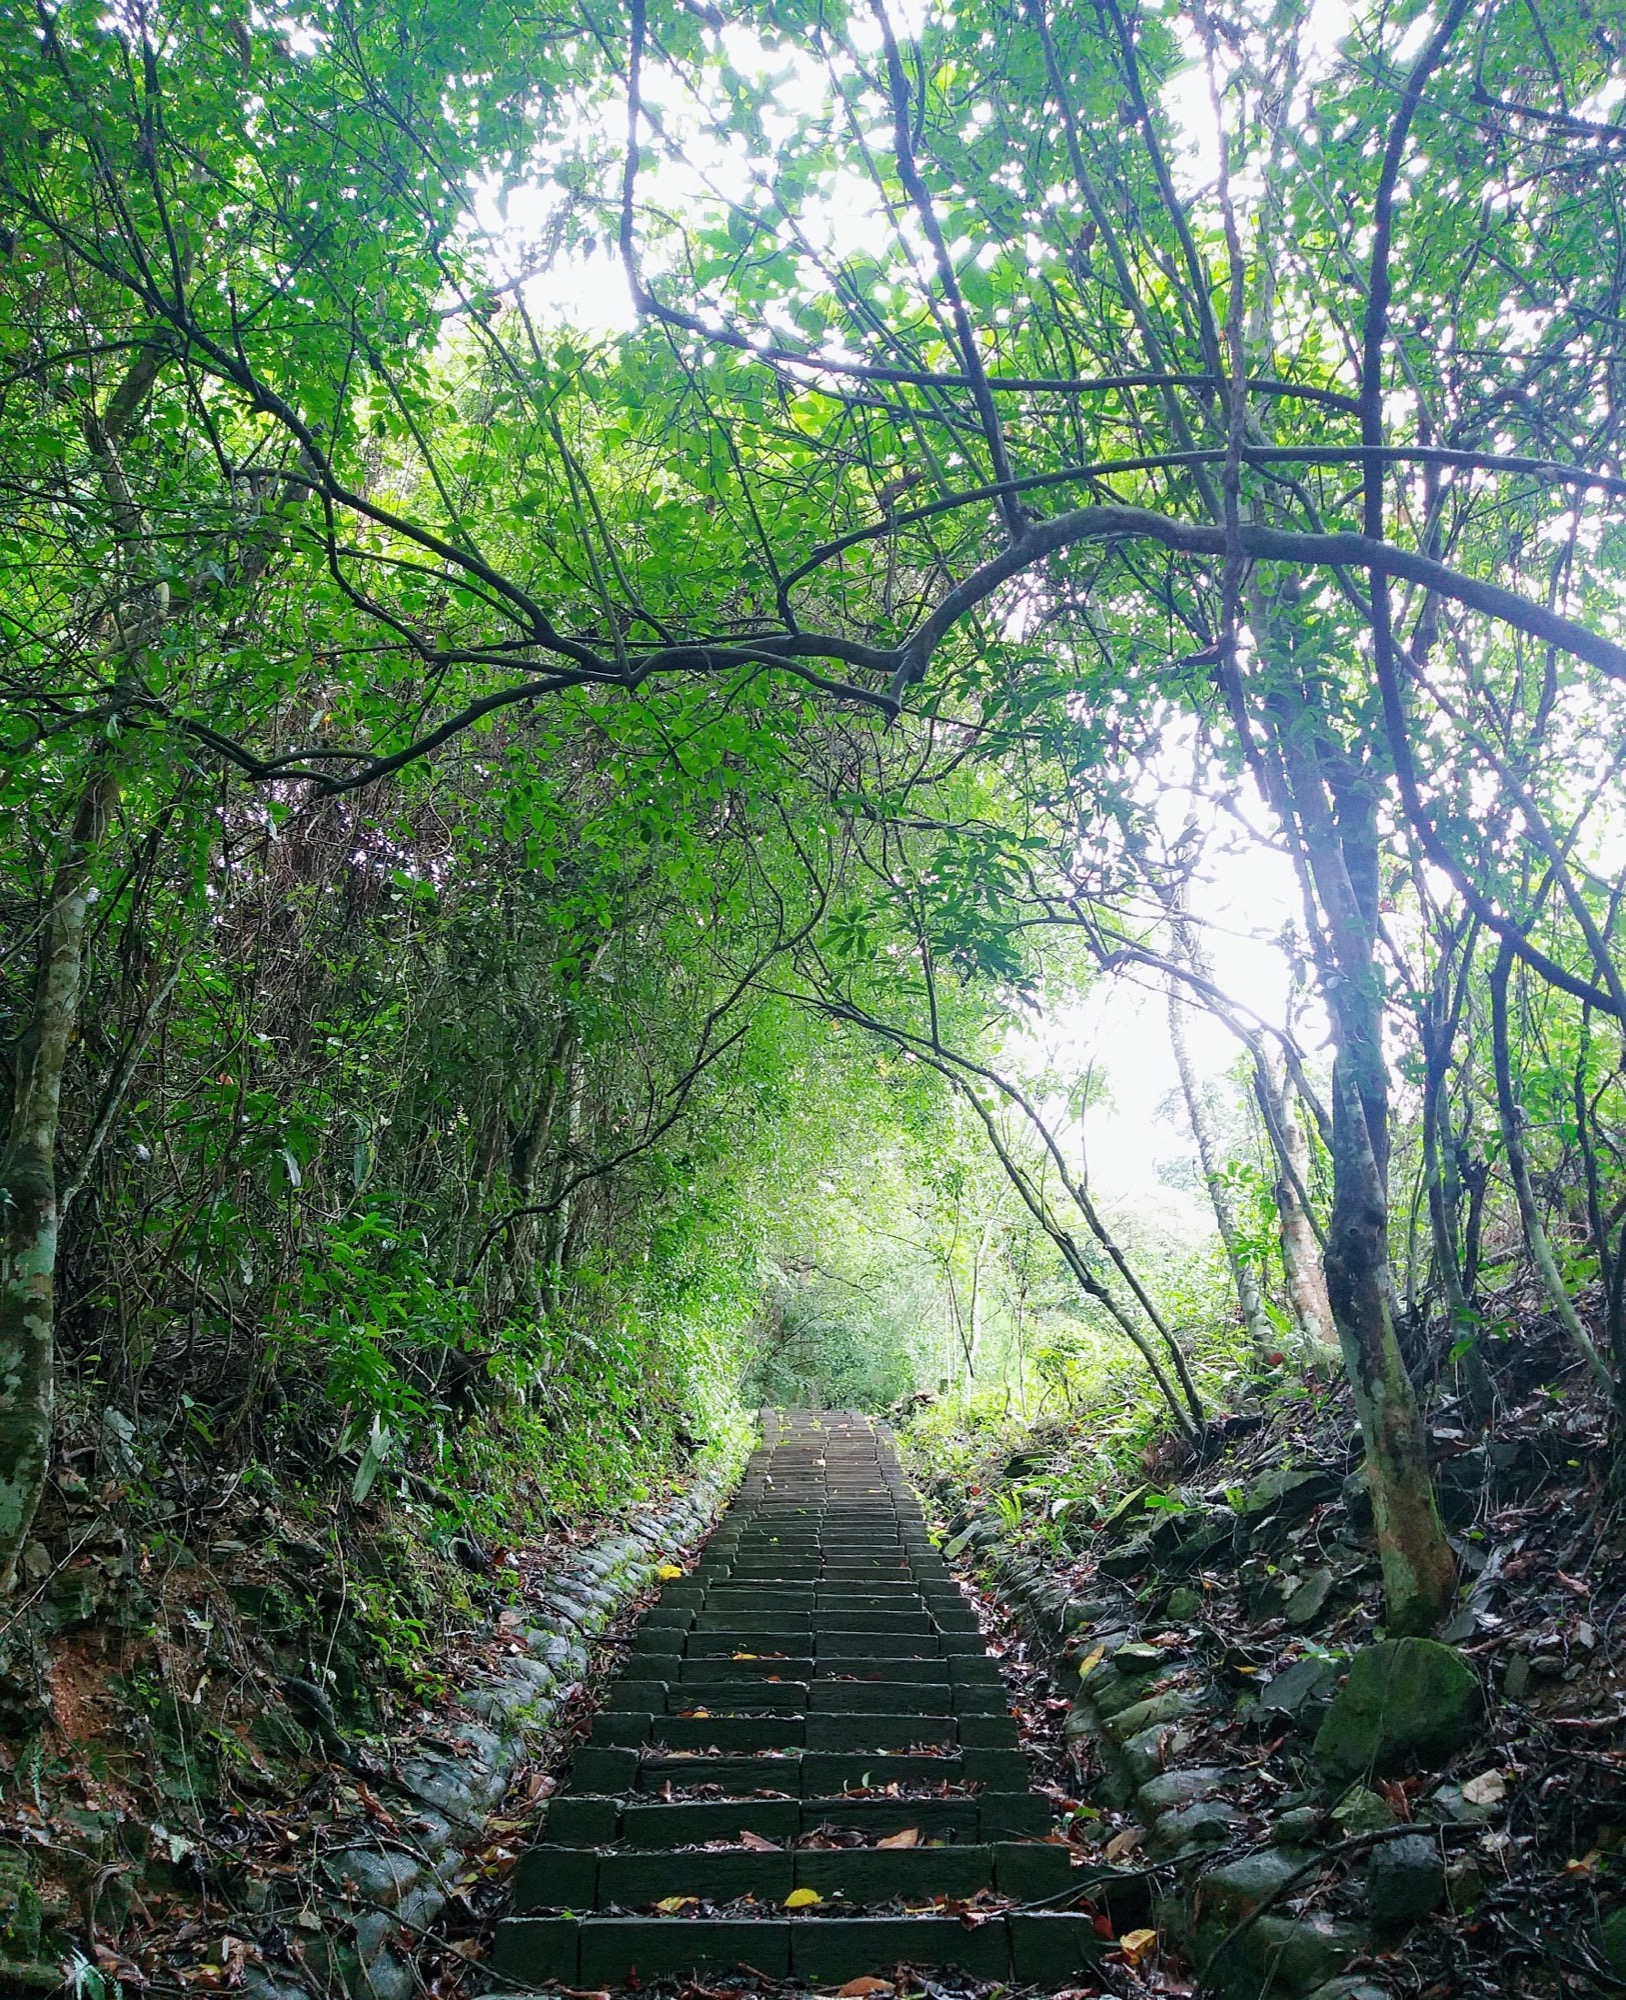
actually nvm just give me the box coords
[4,0,1626,1637]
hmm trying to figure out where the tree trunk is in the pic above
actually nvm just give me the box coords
[1267,702,1455,1633]
[1166,973,1273,1350]
[1255,1050,1338,1355]
[1323,1049,1455,1632]
[1488,941,1615,1397]
[0,768,117,1591]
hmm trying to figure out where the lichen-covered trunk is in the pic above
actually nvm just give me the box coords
[1269,722,1454,1634]
[0,770,116,1590]
[1324,1050,1455,1632]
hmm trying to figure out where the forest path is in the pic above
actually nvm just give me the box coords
[491,1409,1101,1989]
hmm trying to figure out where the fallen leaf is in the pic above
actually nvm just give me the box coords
[784,1887,823,1908]
[876,1827,920,1849]
[1118,1927,1158,1966]
[739,1830,781,1852]
[836,1980,892,1997]
[732,1652,759,1661]
[1461,1771,1507,1807]
[1566,1850,1603,1876]
[653,1895,698,1914]
[656,1564,685,1580]
[1104,1826,1143,1861]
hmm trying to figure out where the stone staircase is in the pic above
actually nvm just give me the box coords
[493,1410,1106,1989]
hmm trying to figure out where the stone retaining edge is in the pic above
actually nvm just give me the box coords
[898,1454,1388,2000]
[244,1454,743,2000]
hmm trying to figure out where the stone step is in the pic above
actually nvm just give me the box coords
[511,1838,1072,1912]
[494,1909,1104,1986]
[545,1791,1052,1847]
[496,1411,1098,1992]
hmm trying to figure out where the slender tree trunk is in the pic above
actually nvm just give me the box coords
[1256,1050,1338,1355]
[1268,706,1455,1632]
[1421,1029,1495,1417]
[1166,974,1273,1350]
[1488,941,1615,1398]
[0,768,117,1591]
[1323,1031,1455,1632]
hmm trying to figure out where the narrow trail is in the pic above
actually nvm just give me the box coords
[493,1410,1099,1989]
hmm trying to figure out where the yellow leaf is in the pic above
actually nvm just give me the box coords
[1118,1928,1158,1966]
[652,1895,697,1914]
[656,1564,684,1580]
[784,1887,823,1909]
[1074,1645,1106,1683]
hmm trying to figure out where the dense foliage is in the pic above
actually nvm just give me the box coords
[3,0,1626,1645]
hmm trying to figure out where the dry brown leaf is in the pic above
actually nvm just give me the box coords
[876,1827,920,1849]
[739,1829,780,1852]
[836,1979,893,1997]
[1104,1826,1142,1861]
[1461,1770,1507,1807]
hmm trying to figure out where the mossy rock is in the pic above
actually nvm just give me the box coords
[1600,1905,1626,1978]
[1313,1639,1482,1779]
[0,1850,43,1958]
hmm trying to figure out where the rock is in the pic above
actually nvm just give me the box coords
[1166,1586,1204,1622]
[1151,1797,1242,1855]
[1365,1833,1445,1929]
[1208,1904,1360,2000]
[242,1976,310,2000]
[1445,1855,1486,1912]
[1422,1781,1495,1826]
[324,1847,422,1905]
[1313,1639,1483,1779]
[1091,1672,1153,1719]
[1242,1466,1339,1517]
[1503,1653,1531,1699]
[1331,1786,1396,1837]
[1122,1721,1196,1786]
[1286,1568,1335,1626]
[1099,1530,1158,1577]
[359,1948,416,2000]
[1062,1699,1095,1747]
[1104,1688,1206,1743]
[1433,1445,1488,1527]
[1249,1652,1343,1727]
[1110,1641,1168,1681]
[1002,1451,1049,1480]
[1098,1484,1152,1538]
[1341,1468,1373,1535]
[1600,1905,1626,1977]
[1197,1846,1314,1926]
[1272,1806,1323,1844]
[1136,1766,1229,1814]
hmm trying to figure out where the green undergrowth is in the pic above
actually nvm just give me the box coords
[895,1331,1334,1560]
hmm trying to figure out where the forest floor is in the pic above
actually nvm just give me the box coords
[900,1290,1626,1997]
[0,1430,709,1999]
[4,1299,1625,1999]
